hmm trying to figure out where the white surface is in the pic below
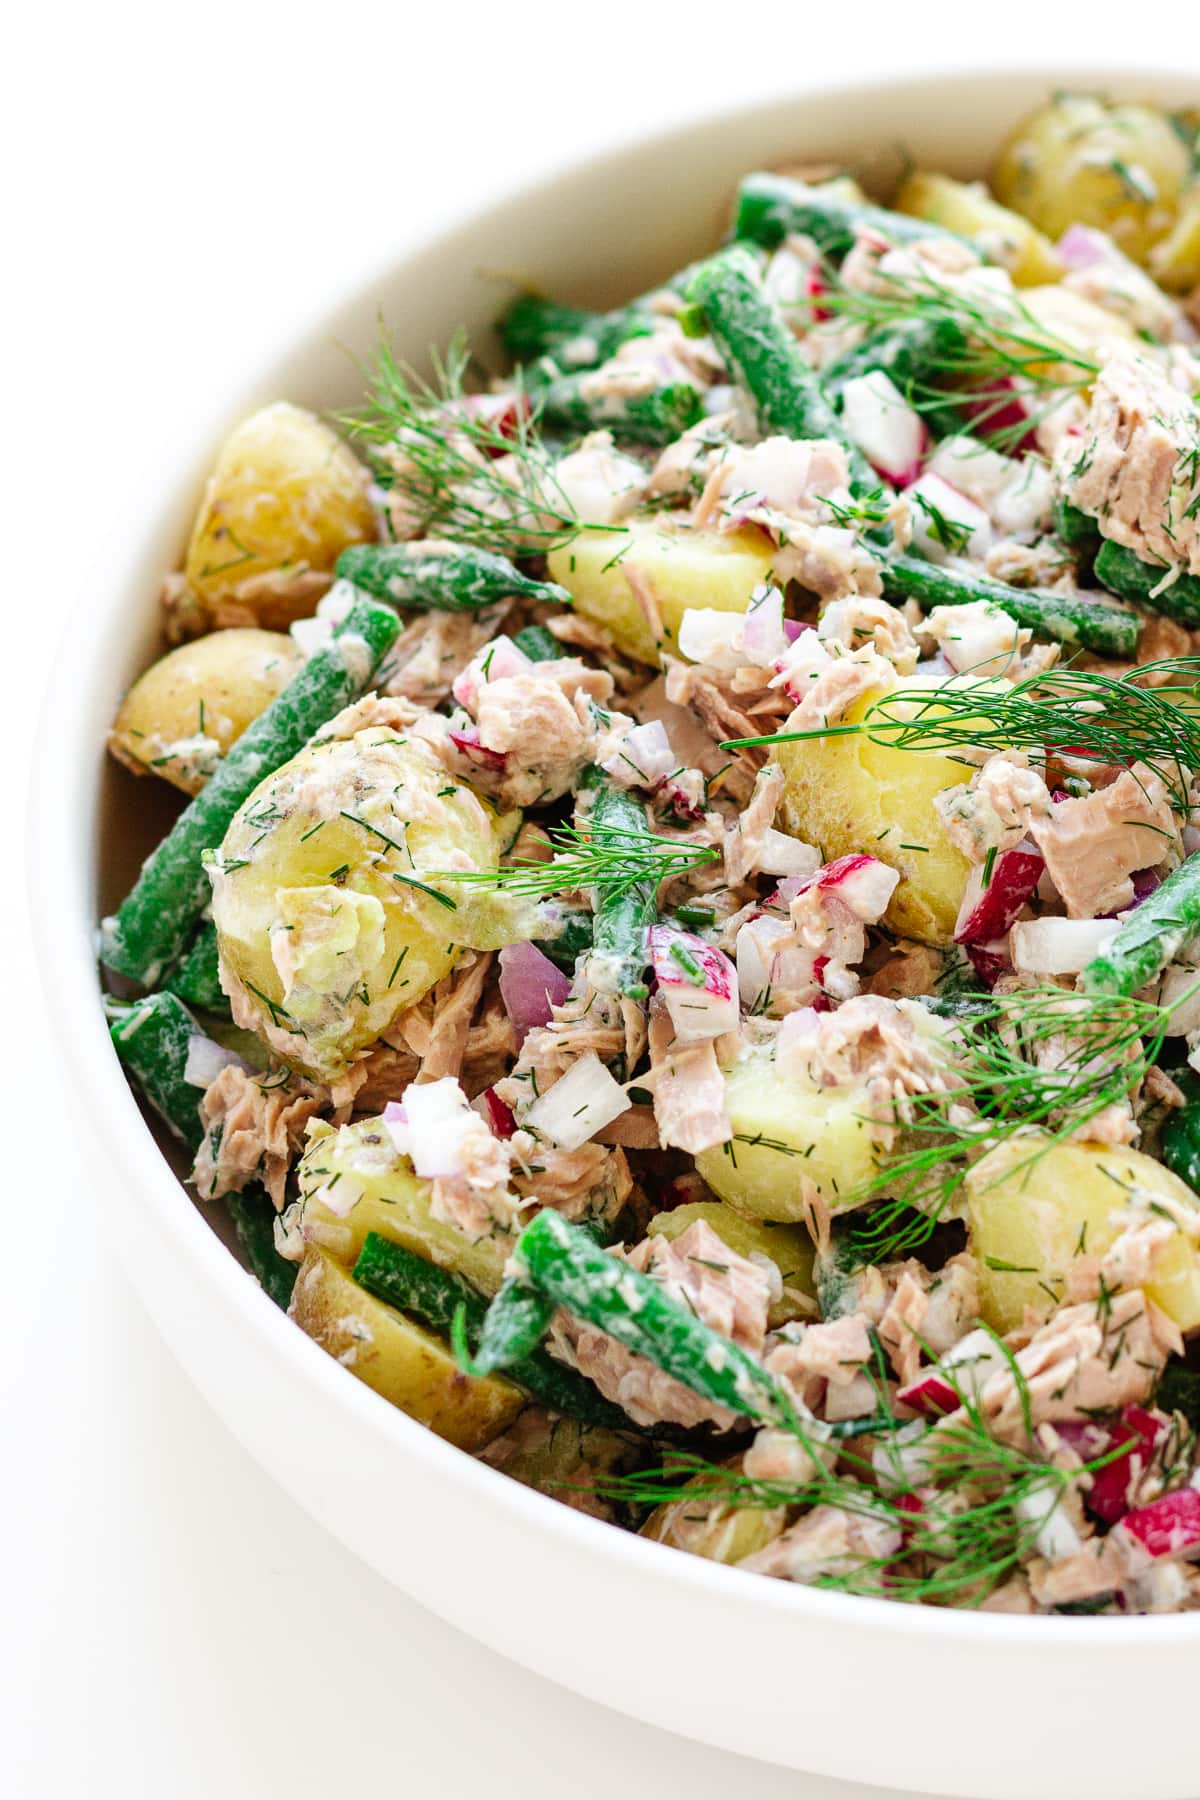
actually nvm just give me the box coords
[5,8,1193,1798]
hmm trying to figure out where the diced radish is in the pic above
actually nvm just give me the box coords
[956,376,1038,455]
[648,925,739,1043]
[599,719,677,788]
[806,266,831,322]
[1085,1407,1167,1526]
[524,1052,631,1150]
[927,435,1053,537]
[966,941,1010,988]
[1014,1483,1083,1561]
[450,390,529,448]
[905,472,992,563]
[898,1328,1007,1416]
[449,728,508,771]
[924,599,1024,677]
[840,370,928,485]
[1119,1485,1200,1560]
[1009,916,1119,976]
[954,845,1045,945]
[451,634,531,709]
[736,914,792,1008]
[757,829,822,880]
[480,1087,517,1139]
[498,941,571,1043]
[740,584,789,667]
[797,853,900,921]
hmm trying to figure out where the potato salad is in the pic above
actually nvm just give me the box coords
[105,91,1200,1615]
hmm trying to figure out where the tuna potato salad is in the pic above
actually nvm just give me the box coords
[104,91,1200,1614]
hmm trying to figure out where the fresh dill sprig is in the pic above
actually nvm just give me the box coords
[340,328,592,556]
[724,659,1200,813]
[435,824,719,904]
[817,262,1100,450]
[843,986,1184,1263]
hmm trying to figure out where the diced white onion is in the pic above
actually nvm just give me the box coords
[524,1053,631,1150]
[183,1035,248,1089]
[1009,917,1119,975]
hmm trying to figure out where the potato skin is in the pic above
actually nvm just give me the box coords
[773,688,972,944]
[210,731,506,1077]
[642,1460,787,1563]
[895,171,1063,286]
[289,1247,523,1448]
[547,522,777,665]
[109,628,302,795]
[968,1136,1200,1334]
[176,402,376,635]
[993,95,1189,266]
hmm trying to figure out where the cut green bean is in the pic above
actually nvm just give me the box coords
[227,1190,298,1309]
[881,554,1139,657]
[1054,500,1102,555]
[1162,1102,1200,1198]
[99,593,400,986]
[586,780,657,999]
[336,541,572,613]
[1080,857,1200,999]
[1094,539,1200,628]
[530,371,704,446]
[512,1210,785,1423]
[353,1232,630,1430]
[165,919,228,1015]
[108,990,208,1150]
[535,906,594,972]
[732,171,966,258]
[465,1219,609,1375]
[688,246,874,490]
[511,623,564,662]
[499,295,652,368]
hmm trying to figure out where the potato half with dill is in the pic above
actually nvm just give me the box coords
[208,729,516,1077]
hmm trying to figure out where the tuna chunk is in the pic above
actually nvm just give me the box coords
[1059,351,1200,576]
[193,1063,323,1208]
[645,995,732,1155]
[1029,763,1177,917]
[549,1220,772,1430]
[737,1499,901,1584]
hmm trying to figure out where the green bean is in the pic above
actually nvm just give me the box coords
[732,171,966,258]
[1094,539,1200,628]
[165,919,228,1015]
[586,780,656,1000]
[99,593,400,986]
[687,246,874,490]
[1080,857,1200,998]
[336,542,572,613]
[1162,1102,1200,1197]
[465,1219,610,1375]
[353,1232,629,1430]
[881,553,1139,657]
[512,1211,785,1422]
[511,623,563,662]
[530,371,704,446]
[227,1190,297,1309]
[535,906,594,972]
[1054,500,1102,555]
[499,295,653,368]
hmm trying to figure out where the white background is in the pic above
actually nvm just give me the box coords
[4,9,1189,1799]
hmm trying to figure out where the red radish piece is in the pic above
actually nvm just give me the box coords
[449,729,508,771]
[648,925,738,1042]
[954,845,1045,944]
[1086,1407,1167,1526]
[1119,1485,1200,1560]
[480,1087,517,1139]
[783,618,810,643]
[796,853,900,921]
[904,472,991,562]
[840,370,929,486]
[957,376,1037,454]
[1009,915,1118,976]
[966,941,1010,989]
[498,941,570,1043]
[806,267,831,322]
[897,1328,1006,1417]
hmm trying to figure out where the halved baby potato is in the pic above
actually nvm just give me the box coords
[109,627,302,794]
[647,1199,815,1326]
[895,171,1064,286]
[547,520,778,665]
[288,1246,524,1448]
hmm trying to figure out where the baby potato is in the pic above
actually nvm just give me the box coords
[694,1044,882,1223]
[895,171,1063,286]
[297,1117,512,1291]
[178,402,376,633]
[289,1246,523,1448]
[994,94,1190,266]
[1151,182,1200,290]
[108,628,302,795]
[483,1409,644,1522]
[773,686,973,944]
[968,1135,1200,1334]
[210,729,509,1077]
[547,520,778,665]
[642,1459,788,1564]
[647,1199,815,1326]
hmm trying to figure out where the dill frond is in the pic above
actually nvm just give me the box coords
[435,824,719,904]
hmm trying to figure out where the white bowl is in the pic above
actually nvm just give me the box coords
[33,64,1200,1800]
